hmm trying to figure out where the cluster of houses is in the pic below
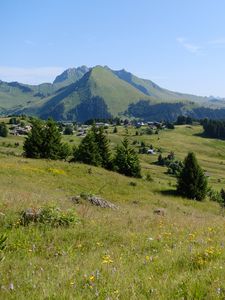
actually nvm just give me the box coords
[136,121,166,129]
[10,124,32,136]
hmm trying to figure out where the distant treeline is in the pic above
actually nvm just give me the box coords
[127,100,225,122]
[201,119,225,140]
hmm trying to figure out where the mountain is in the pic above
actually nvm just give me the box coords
[0,66,90,114]
[113,69,207,103]
[21,66,150,121]
[53,65,89,87]
[1,65,225,122]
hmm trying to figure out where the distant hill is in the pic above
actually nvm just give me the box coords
[1,65,225,121]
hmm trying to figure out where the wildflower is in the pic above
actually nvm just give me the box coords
[89,275,95,282]
[188,233,196,240]
[147,237,154,241]
[146,255,150,261]
[102,255,113,264]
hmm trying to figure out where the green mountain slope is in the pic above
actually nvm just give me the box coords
[113,69,208,103]
[22,66,151,121]
[0,66,89,112]
[1,65,225,121]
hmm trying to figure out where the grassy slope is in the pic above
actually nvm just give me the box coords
[89,67,150,114]
[26,66,152,119]
[113,69,207,103]
[0,125,225,299]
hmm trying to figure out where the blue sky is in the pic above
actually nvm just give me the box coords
[1,0,225,97]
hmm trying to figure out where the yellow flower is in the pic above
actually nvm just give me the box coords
[89,275,95,282]
[102,255,113,264]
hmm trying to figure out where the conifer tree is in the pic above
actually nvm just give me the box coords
[23,119,44,158]
[177,152,207,201]
[24,118,70,159]
[73,130,102,166]
[92,126,112,169]
[0,122,8,137]
[113,137,141,178]
[220,188,225,207]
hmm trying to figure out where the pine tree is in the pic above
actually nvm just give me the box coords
[113,137,141,178]
[41,119,65,159]
[177,152,207,201]
[113,126,118,133]
[220,188,225,207]
[24,118,70,159]
[92,126,112,169]
[0,123,8,137]
[74,130,102,166]
[23,119,44,158]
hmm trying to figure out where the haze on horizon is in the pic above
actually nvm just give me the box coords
[1,0,225,98]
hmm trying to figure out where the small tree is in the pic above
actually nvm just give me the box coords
[64,125,73,135]
[113,137,141,178]
[177,152,207,201]
[92,126,112,169]
[73,130,102,166]
[113,126,118,133]
[220,188,225,207]
[0,123,8,137]
[24,118,70,160]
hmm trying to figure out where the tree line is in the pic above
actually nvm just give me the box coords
[201,119,225,140]
[23,118,225,203]
[23,118,141,178]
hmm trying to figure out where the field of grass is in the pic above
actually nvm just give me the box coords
[0,124,225,299]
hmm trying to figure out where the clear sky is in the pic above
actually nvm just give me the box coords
[1,0,225,97]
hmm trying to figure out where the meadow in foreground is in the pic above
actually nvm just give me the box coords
[0,125,225,299]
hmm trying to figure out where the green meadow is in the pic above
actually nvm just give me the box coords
[0,124,225,299]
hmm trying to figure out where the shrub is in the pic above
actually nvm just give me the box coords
[220,188,225,207]
[0,234,7,262]
[146,173,153,182]
[0,123,8,137]
[207,187,222,203]
[19,207,78,227]
[113,126,118,133]
[64,125,73,135]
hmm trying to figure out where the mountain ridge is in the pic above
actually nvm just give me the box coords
[1,65,225,121]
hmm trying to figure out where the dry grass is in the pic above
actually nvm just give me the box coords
[0,124,225,299]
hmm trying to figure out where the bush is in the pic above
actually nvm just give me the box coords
[220,188,225,207]
[19,207,78,227]
[113,126,118,133]
[64,125,73,135]
[0,123,8,137]
[146,173,153,182]
[207,188,222,203]
[167,161,183,176]
[0,234,7,262]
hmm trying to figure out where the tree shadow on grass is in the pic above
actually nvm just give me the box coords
[159,189,180,197]
[193,132,225,141]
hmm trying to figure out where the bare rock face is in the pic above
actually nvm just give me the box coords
[87,195,118,209]
[20,208,42,225]
[153,208,165,216]
[72,194,118,209]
